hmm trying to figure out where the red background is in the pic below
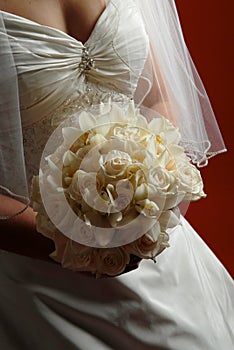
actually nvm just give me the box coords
[176,0,234,277]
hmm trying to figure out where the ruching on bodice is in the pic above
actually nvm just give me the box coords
[1,0,149,186]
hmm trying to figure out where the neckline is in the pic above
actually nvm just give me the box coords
[0,1,111,45]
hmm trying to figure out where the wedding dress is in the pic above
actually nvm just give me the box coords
[0,1,233,349]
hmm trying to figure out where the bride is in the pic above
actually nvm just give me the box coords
[0,1,233,349]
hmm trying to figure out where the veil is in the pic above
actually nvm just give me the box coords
[0,13,30,220]
[0,0,226,220]
[133,0,226,166]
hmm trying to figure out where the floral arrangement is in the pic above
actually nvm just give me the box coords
[31,101,206,277]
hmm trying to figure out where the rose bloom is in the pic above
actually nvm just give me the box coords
[113,125,152,148]
[126,235,160,259]
[148,166,178,194]
[96,247,130,276]
[100,150,132,181]
[175,161,206,200]
[61,242,97,273]
[147,166,185,210]
[125,222,163,259]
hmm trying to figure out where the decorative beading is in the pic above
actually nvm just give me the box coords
[22,81,131,188]
[79,47,95,72]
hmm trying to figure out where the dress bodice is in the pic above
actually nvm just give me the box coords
[1,0,149,185]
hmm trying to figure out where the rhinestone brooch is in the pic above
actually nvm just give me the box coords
[79,47,95,71]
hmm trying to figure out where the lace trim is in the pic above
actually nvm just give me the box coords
[23,81,130,187]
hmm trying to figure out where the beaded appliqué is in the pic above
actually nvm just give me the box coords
[79,47,95,72]
[23,81,130,188]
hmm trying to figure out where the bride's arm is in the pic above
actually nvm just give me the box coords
[0,195,54,261]
[142,48,176,125]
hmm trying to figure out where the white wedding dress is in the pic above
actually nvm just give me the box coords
[0,1,233,349]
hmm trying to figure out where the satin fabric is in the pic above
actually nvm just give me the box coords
[1,0,148,188]
[1,0,148,127]
[0,217,233,350]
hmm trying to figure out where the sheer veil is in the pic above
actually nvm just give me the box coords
[0,13,30,219]
[0,0,227,220]
[133,0,226,166]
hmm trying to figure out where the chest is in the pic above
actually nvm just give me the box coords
[0,0,67,31]
[0,0,107,43]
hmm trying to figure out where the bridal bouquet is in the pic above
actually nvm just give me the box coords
[31,101,206,277]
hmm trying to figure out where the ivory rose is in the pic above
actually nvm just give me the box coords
[96,247,130,276]
[61,242,97,273]
[175,161,206,200]
[125,222,167,259]
[99,150,132,180]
